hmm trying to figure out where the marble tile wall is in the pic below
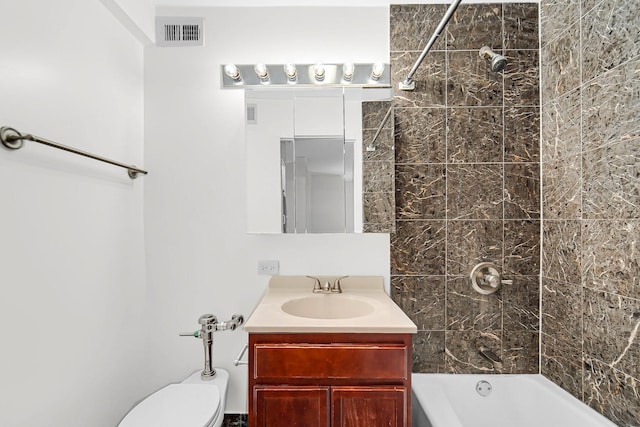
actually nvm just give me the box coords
[540,0,640,425]
[389,3,540,375]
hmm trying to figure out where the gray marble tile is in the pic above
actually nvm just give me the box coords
[363,192,394,226]
[582,0,640,83]
[447,107,504,163]
[505,106,540,163]
[542,159,582,220]
[583,356,640,426]
[541,22,581,103]
[391,275,446,331]
[390,4,447,52]
[392,51,446,108]
[542,220,581,285]
[503,275,540,332]
[445,330,503,373]
[395,164,446,220]
[447,276,503,331]
[504,163,541,220]
[363,128,393,162]
[582,220,640,300]
[504,220,541,276]
[504,50,540,107]
[448,51,503,107]
[504,3,539,50]
[446,3,503,50]
[541,332,583,400]
[582,0,604,16]
[502,331,539,374]
[363,160,394,193]
[542,277,583,344]
[447,220,503,276]
[394,108,446,164]
[362,100,393,130]
[412,331,445,373]
[391,220,446,275]
[540,0,580,47]
[583,289,640,379]
[447,164,503,220]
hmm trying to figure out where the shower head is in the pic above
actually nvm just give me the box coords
[479,46,507,73]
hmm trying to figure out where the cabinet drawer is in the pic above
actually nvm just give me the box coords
[254,344,408,381]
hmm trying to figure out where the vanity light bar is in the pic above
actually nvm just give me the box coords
[221,63,391,88]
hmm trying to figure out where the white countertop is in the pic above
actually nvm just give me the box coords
[244,275,418,333]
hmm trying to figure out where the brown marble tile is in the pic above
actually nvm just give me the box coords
[412,331,445,373]
[392,51,446,108]
[391,220,446,275]
[504,220,540,276]
[582,0,640,83]
[363,160,393,193]
[504,3,539,50]
[542,277,583,344]
[504,50,540,107]
[448,51,503,107]
[542,220,581,285]
[446,4,503,50]
[363,223,393,233]
[503,275,540,332]
[505,106,540,163]
[541,22,581,103]
[447,164,503,220]
[362,100,393,130]
[581,0,603,15]
[447,107,504,163]
[502,331,539,374]
[390,4,448,52]
[447,276,503,331]
[447,220,503,276]
[583,356,640,426]
[583,289,640,379]
[445,330,503,373]
[542,159,582,220]
[395,164,446,220]
[582,220,640,300]
[541,332,583,400]
[540,0,580,48]
[504,163,541,220]
[394,108,446,164]
[391,275,446,331]
[363,128,393,162]
[363,192,394,226]
[222,414,247,427]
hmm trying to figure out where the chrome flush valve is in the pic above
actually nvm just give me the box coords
[180,313,244,380]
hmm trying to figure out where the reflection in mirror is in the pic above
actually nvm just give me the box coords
[246,87,394,234]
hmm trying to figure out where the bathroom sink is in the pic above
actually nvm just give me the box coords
[281,295,375,320]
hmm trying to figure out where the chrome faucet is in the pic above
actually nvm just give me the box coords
[308,275,349,293]
[479,347,503,371]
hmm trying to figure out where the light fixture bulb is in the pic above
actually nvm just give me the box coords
[254,64,270,83]
[224,64,242,81]
[370,63,385,81]
[284,64,297,82]
[313,63,326,82]
[342,63,355,82]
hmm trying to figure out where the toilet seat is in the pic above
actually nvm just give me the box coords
[119,384,221,427]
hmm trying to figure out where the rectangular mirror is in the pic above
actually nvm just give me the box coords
[246,87,394,234]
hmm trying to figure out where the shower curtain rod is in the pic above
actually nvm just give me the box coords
[399,0,463,91]
[0,126,148,179]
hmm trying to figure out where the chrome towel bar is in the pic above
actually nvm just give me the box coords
[1,126,148,179]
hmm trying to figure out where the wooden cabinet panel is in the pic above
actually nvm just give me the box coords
[254,387,330,427]
[331,387,405,427]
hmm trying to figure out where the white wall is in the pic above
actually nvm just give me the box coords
[0,1,147,426]
[144,6,390,413]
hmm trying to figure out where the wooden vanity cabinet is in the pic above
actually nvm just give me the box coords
[249,333,412,427]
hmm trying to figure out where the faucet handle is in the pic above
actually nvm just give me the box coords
[308,275,323,293]
[331,275,349,293]
[179,330,200,338]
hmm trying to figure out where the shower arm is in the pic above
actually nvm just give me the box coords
[399,0,463,91]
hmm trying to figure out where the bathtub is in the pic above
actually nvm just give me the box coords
[411,374,617,427]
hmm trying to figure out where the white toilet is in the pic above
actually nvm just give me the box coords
[118,369,229,427]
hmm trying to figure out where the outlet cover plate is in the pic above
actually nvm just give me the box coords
[257,260,279,275]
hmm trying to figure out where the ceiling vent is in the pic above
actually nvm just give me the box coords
[156,17,204,47]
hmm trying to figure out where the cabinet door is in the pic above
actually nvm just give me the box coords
[331,387,406,427]
[254,386,330,427]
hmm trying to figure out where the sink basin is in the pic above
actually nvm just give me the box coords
[281,295,375,320]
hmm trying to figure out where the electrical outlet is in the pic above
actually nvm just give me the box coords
[257,260,279,275]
